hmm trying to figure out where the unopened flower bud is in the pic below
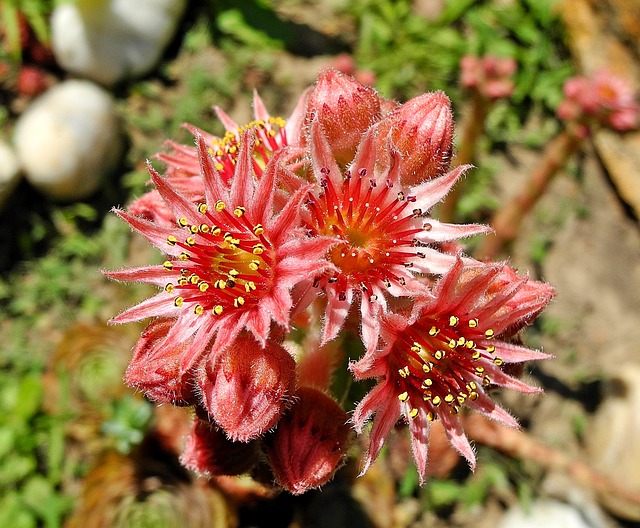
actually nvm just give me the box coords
[125,318,197,406]
[263,387,352,495]
[379,91,454,186]
[197,334,296,442]
[305,68,381,165]
[181,416,260,477]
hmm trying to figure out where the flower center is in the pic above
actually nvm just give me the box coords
[162,201,274,317]
[306,167,424,285]
[209,117,288,178]
[392,314,503,420]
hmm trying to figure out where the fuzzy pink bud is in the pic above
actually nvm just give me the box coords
[380,91,454,186]
[197,334,296,442]
[181,416,260,477]
[263,387,352,494]
[125,319,198,406]
[305,68,382,165]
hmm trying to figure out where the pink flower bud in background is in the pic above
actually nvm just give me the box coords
[379,91,454,185]
[305,68,382,165]
[181,416,260,477]
[124,318,198,406]
[197,334,296,442]
[557,70,638,132]
[460,55,516,100]
[263,387,352,494]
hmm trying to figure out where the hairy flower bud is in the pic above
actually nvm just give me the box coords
[181,416,260,477]
[125,318,198,405]
[379,91,454,186]
[305,68,382,165]
[197,334,296,442]
[263,387,352,494]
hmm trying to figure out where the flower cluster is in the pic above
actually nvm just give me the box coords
[460,55,517,100]
[556,70,639,134]
[105,69,554,493]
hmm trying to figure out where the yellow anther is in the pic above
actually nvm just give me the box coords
[174,297,184,307]
[422,362,432,373]
[398,366,410,378]
[468,318,478,328]
[252,244,265,255]
[434,350,445,361]
[178,217,189,227]
[452,405,461,414]
[475,366,485,374]
[189,274,200,285]
[469,391,479,401]
[253,224,264,235]
[423,222,433,231]
[423,392,432,401]
[233,206,246,217]
[485,329,495,339]
[469,381,477,391]
[444,394,455,404]
[193,304,204,315]
[408,408,419,419]
[466,340,475,349]
[198,203,208,214]
[429,326,439,336]
[457,395,466,404]
[215,200,226,212]
[421,379,433,389]
[398,391,409,402]
[163,261,174,270]
[199,282,209,292]
[246,281,256,291]
[164,283,175,293]
[186,236,196,246]
[249,260,261,271]
[472,350,481,360]
[493,357,504,366]
[211,226,221,236]
[432,396,442,406]
[486,345,496,353]
[483,376,491,387]
[167,235,177,246]
[200,224,210,233]
[411,342,422,353]
[426,412,435,421]
[214,279,226,290]
[449,315,459,327]
[234,296,245,307]
[178,277,188,286]
[228,269,239,277]
[213,305,223,316]
[457,336,466,347]
[448,338,457,348]
[179,252,190,261]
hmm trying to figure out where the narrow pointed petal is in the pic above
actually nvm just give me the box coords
[214,105,239,131]
[411,165,471,211]
[109,292,176,324]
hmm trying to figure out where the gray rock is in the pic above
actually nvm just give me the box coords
[0,139,22,211]
[14,80,123,200]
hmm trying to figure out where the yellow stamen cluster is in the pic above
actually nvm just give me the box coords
[395,315,503,420]
[162,201,273,317]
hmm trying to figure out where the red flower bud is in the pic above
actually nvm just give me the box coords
[305,68,382,165]
[125,319,198,406]
[380,91,454,186]
[181,416,260,477]
[198,334,296,442]
[263,387,352,494]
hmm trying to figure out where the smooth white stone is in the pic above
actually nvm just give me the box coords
[51,0,187,85]
[0,139,22,211]
[14,80,122,200]
[499,500,595,528]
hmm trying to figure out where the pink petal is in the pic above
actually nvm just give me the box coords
[214,105,239,132]
[197,136,230,206]
[309,118,343,189]
[497,341,553,363]
[411,165,471,211]
[109,292,176,324]
[114,209,180,256]
[415,219,491,244]
[102,265,171,286]
[408,409,431,485]
[229,131,254,209]
[148,164,200,226]
[439,410,476,470]
[321,287,353,345]
[252,90,270,122]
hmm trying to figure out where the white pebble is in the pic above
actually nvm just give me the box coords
[499,500,596,528]
[14,80,123,200]
[0,139,22,211]
[51,0,187,85]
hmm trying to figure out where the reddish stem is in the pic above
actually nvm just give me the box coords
[439,91,488,222]
[476,129,582,260]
